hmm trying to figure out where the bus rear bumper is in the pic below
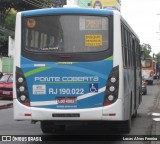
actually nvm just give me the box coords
[13,99,124,121]
[13,99,103,121]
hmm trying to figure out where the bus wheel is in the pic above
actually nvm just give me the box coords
[121,104,132,133]
[148,80,153,85]
[121,118,131,134]
[40,121,54,134]
[132,109,137,118]
[54,125,66,133]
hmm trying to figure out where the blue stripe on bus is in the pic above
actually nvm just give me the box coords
[22,8,113,16]
[21,57,112,80]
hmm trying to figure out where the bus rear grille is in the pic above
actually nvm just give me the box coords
[52,113,80,117]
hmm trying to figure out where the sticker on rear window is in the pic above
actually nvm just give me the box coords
[85,35,102,47]
[33,85,46,95]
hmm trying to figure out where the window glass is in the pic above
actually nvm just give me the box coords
[141,59,152,68]
[8,76,13,82]
[0,75,9,82]
[23,15,109,53]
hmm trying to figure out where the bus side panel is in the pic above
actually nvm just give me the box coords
[13,13,22,99]
[102,12,127,121]
[102,12,130,121]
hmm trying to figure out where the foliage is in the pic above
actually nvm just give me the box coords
[0,0,33,25]
[141,43,152,58]
[154,53,160,62]
[5,10,16,30]
[0,0,52,56]
[0,0,53,25]
[0,33,7,42]
[0,32,8,56]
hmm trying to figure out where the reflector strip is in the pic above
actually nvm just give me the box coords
[109,113,116,116]
[60,55,71,58]
[24,114,31,116]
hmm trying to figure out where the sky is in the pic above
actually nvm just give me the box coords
[121,0,160,54]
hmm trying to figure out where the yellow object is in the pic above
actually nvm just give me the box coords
[85,35,102,47]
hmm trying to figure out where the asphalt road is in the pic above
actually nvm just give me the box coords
[0,80,160,143]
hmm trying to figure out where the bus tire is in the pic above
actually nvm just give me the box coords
[132,109,137,118]
[54,125,66,133]
[40,121,54,134]
[121,102,132,133]
[144,89,147,95]
[122,116,131,134]
[148,80,153,85]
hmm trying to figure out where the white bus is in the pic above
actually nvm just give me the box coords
[13,7,142,133]
[141,58,154,84]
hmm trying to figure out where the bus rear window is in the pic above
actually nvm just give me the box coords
[23,15,109,53]
[141,59,152,68]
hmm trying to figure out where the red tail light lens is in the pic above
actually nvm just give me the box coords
[16,67,30,106]
[150,71,153,77]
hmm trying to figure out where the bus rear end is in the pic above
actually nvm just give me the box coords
[14,8,122,133]
[141,58,154,85]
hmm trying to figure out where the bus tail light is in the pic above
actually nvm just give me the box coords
[104,66,119,106]
[24,113,32,117]
[16,67,30,106]
[149,71,153,77]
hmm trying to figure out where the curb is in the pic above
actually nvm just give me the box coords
[151,81,160,144]
[0,100,13,110]
[0,100,12,106]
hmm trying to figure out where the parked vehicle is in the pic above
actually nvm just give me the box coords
[142,79,147,95]
[141,58,154,85]
[0,74,13,99]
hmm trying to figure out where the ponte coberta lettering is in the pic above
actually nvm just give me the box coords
[34,76,99,82]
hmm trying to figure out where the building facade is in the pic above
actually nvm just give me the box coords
[78,0,91,8]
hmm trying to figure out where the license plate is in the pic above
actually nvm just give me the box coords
[57,97,77,104]
[3,91,10,95]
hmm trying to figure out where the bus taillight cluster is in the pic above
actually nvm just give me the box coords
[104,66,119,106]
[16,67,30,106]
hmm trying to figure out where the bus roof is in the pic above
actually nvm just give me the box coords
[121,16,140,41]
[20,7,139,43]
[21,8,114,16]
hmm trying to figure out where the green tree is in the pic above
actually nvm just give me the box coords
[4,10,16,30]
[141,43,152,58]
[0,0,32,25]
[0,0,52,26]
[0,0,52,56]
[0,32,8,56]
[154,52,160,62]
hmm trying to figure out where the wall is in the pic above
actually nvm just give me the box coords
[78,0,91,8]
[2,57,13,73]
